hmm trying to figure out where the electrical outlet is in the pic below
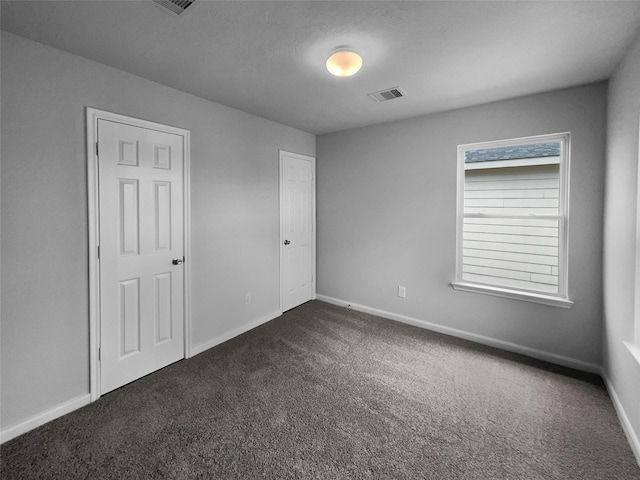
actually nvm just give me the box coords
[398,286,406,298]
[244,292,251,305]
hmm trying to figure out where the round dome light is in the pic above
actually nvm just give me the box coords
[326,49,363,77]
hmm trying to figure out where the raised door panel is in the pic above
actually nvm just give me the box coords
[154,144,171,169]
[154,181,172,251]
[119,180,140,256]
[119,278,140,357]
[154,272,173,344]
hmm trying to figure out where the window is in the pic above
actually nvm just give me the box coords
[625,121,640,365]
[452,133,573,308]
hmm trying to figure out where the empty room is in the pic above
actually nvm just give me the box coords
[2,1,640,478]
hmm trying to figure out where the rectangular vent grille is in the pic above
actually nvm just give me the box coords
[153,0,195,16]
[368,87,406,103]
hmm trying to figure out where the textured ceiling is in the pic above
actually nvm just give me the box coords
[2,1,640,134]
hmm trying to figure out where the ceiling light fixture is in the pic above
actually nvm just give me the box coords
[326,47,363,77]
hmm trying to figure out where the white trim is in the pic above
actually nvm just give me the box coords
[0,394,91,444]
[455,132,571,303]
[183,130,193,358]
[450,281,574,308]
[624,341,640,367]
[635,117,640,346]
[86,110,101,402]
[190,310,282,357]
[316,294,597,373]
[279,150,316,313]
[464,213,563,220]
[86,107,192,401]
[600,369,640,467]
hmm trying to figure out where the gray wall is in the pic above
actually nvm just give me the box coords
[317,83,606,366]
[0,32,315,430]
[603,31,640,457]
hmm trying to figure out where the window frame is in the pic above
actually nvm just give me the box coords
[451,132,573,308]
[625,119,640,365]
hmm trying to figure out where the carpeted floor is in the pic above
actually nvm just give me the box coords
[2,300,639,479]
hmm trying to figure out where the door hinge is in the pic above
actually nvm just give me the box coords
[96,142,99,156]
[98,347,101,361]
[97,245,100,259]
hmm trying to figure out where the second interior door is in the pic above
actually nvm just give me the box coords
[280,151,315,312]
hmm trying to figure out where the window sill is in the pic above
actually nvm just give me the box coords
[450,281,574,308]
[624,342,640,367]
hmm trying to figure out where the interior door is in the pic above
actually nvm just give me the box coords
[98,119,185,394]
[280,151,315,312]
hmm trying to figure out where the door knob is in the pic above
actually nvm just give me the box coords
[172,257,183,265]
[283,240,291,245]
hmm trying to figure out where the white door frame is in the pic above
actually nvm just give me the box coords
[86,107,192,401]
[634,115,640,346]
[279,150,317,312]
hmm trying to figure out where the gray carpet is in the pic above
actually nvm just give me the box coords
[2,300,639,479]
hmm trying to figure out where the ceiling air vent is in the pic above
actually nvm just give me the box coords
[368,87,406,103]
[153,0,195,16]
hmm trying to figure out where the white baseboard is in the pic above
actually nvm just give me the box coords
[318,295,640,466]
[190,310,282,357]
[600,369,640,467]
[316,294,600,374]
[1,311,282,445]
[0,393,91,444]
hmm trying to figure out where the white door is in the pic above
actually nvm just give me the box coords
[98,119,185,394]
[280,151,315,312]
